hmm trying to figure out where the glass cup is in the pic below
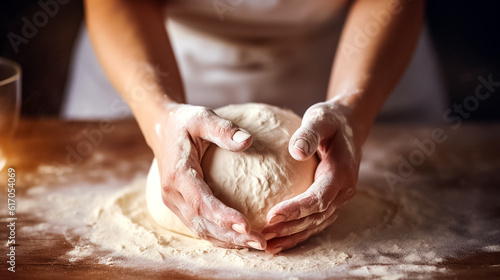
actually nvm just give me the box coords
[0,57,21,171]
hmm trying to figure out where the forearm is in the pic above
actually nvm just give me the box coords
[84,0,184,146]
[328,0,425,146]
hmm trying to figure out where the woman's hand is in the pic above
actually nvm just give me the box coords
[262,101,361,254]
[151,104,266,250]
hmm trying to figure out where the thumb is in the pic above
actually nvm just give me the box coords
[289,105,335,161]
[288,123,321,161]
[288,102,335,161]
[197,110,253,152]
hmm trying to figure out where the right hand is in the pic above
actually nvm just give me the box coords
[150,103,266,250]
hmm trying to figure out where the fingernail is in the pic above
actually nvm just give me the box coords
[247,241,264,250]
[232,130,251,143]
[232,224,247,234]
[269,214,287,224]
[263,233,277,240]
[271,246,283,255]
[293,138,309,154]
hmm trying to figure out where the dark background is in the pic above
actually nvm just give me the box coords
[1,0,499,120]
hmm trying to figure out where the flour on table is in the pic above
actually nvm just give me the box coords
[9,170,500,279]
[5,127,500,279]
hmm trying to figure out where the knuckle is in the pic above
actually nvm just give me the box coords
[197,106,213,117]
[297,126,318,140]
[302,103,342,137]
[318,212,329,224]
[220,119,234,130]
[203,107,216,115]
[282,224,291,236]
[194,228,209,240]
[310,192,328,213]
[187,196,203,215]
[161,170,181,192]
[305,105,328,123]
[302,215,317,229]
[161,173,177,195]
[191,217,209,239]
[160,182,182,210]
[187,106,214,123]
[345,187,357,199]
[161,183,174,196]
[214,119,233,138]
[228,235,240,247]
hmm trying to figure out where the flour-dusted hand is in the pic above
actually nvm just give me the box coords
[262,100,361,254]
[84,0,425,255]
[152,104,266,250]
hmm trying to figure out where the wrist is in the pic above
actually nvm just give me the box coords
[132,93,180,152]
[324,95,375,151]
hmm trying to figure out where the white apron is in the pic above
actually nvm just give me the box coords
[62,0,445,121]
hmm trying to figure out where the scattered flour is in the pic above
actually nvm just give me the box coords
[3,141,499,279]
[6,173,498,279]
[483,245,500,253]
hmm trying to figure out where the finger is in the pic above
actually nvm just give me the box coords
[265,212,340,254]
[204,234,266,250]
[171,196,266,250]
[160,191,196,230]
[175,169,254,235]
[289,127,320,161]
[261,200,338,239]
[194,108,253,152]
[266,174,338,224]
[289,105,334,161]
[190,215,266,250]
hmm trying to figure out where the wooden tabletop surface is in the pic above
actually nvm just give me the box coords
[1,119,499,279]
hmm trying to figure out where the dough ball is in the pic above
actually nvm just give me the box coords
[146,103,319,237]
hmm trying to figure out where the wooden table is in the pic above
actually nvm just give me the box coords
[1,119,499,279]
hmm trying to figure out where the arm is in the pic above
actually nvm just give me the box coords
[85,0,266,250]
[328,0,424,146]
[263,0,425,254]
[84,0,183,143]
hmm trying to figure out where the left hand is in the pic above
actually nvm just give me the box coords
[261,100,361,254]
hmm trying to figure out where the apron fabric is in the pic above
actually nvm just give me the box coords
[62,0,445,121]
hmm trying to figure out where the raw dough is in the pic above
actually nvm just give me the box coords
[146,103,319,237]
